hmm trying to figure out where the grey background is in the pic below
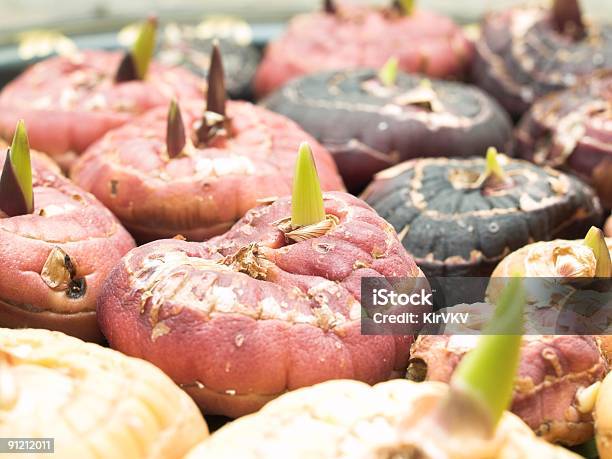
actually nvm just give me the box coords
[0,0,610,37]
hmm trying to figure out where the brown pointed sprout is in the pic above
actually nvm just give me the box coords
[195,40,227,144]
[552,0,586,40]
[166,99,186,158]
[0,120,34,217]
[323,0,337,14]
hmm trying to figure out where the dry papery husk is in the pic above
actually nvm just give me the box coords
[489,238,612,293]
[40,246,87,299]
[221,242,269,280]
[274,214,339,243]
[40,246,75,290]
[488,237,612,357]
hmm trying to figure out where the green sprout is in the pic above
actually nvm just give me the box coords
[378,57,399,87]
[448,275,525,429]
[485,147,507,182]
[115,17,157,82]
[393,0,415,15]
[291,142,326,229]
[584,226,612,277]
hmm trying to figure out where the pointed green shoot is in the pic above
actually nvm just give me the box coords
[393,0,415,15]
[485,147,506,181]
[131,16,157,80]
[378,57,399,87]
[419,78,432,89]
[584,226,612,277]
[450,275,525,428]
[132,17,157,80]
[291,142,326,229]
[116,17,157,82]
[323,0,336,14]
[0,120,34,216]
[166,99,186,158]
[552,0,585,40]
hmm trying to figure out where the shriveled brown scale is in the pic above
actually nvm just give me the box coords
[40,246,74,291]
[275,214,340,243]
[221,242,269,280]
[256,196,279,205]
[39,246,87,299]
[195,111,226,145]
